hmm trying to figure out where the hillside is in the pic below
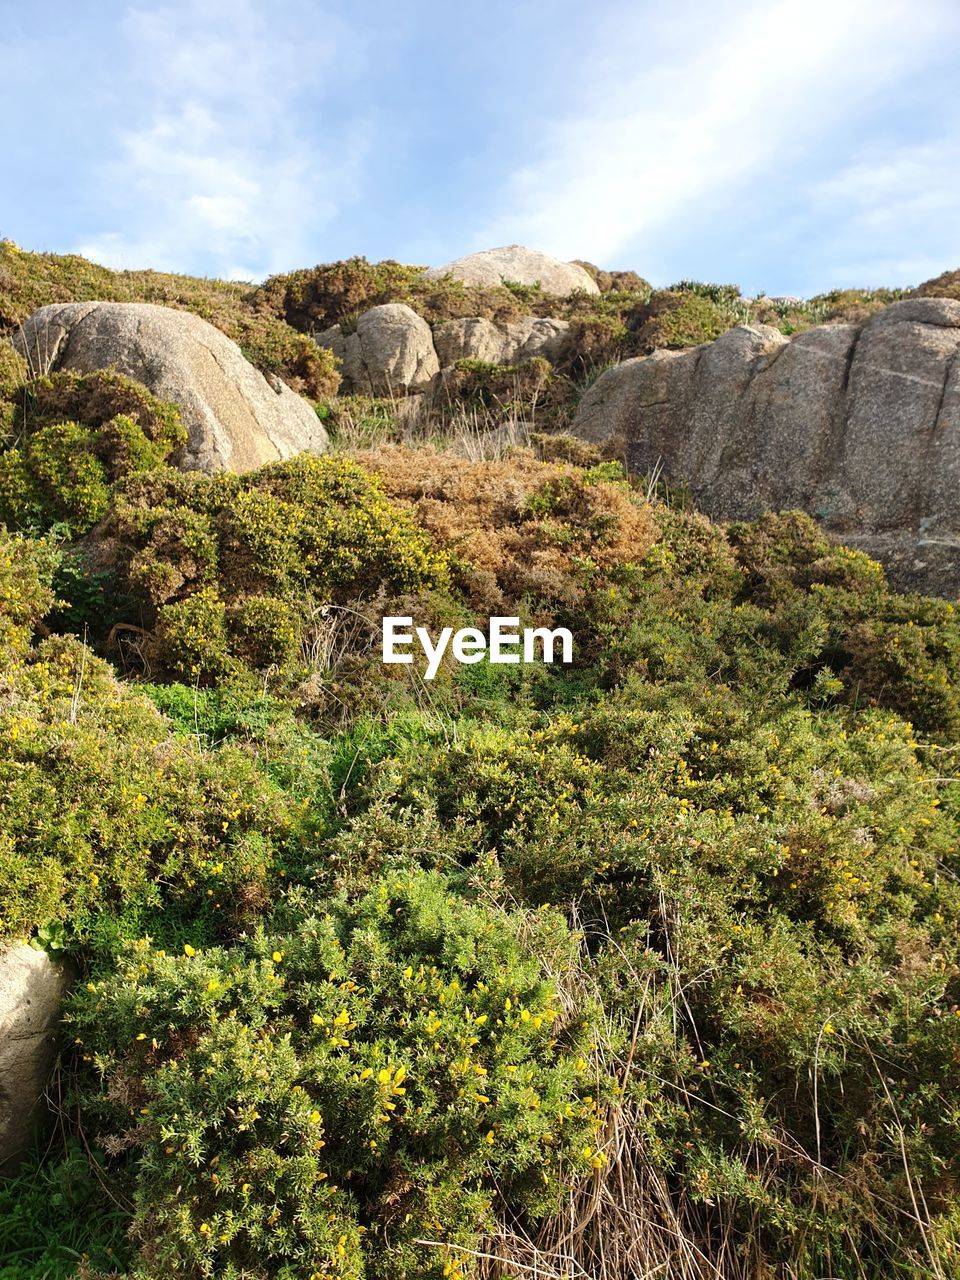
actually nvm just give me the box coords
[0,246,959,1280]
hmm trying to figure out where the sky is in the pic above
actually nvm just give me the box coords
[2,0,959,296]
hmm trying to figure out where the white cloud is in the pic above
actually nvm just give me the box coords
[75,0,370,280]
[477,0,960,267]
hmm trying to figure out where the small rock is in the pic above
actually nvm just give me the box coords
[0,944,72,1173]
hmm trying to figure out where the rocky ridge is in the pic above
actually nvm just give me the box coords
[572,298,960,594]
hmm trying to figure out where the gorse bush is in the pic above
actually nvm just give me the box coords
[68,871,605,1280]
[357,447,657,619]
[0,528,58,656]
[4,427,960,1277]
[105,453,450,679]
[0,339,26,432]
[0,370,186,534]
[437,357,570,426]
[633,289,727,351]
[0,634,309,948]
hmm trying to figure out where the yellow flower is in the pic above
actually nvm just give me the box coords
[183,944,196,957]
[272,951,283,964]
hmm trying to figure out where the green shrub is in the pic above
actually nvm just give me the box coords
[107,454,450,677]
[0,339,25,401]
[558,314,627,376]
[0,371,186,534]
[0,338,26,432]
[912,268,960,302]
[16,369,184,454]
[69,871,605,1279]
[260,257,426,330]
[439,357,562,420]
[634,290,727,351]
[730,512,960,735]
[0,635,309,948]
[228,594,300,669]
[570,261,652,294]
[0,528,58,656]
[26,420,112,528]
[157,585,232,679]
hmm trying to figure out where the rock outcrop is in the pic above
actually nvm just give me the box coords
[14,302,329,474]
[318,306,574,396]
[0,944,72,1172]
[315,303,439,396]
[433,315,572,368]
[422,246,599,296]
[572,298,960,595]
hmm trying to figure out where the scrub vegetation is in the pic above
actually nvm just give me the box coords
[0,247,958,1280]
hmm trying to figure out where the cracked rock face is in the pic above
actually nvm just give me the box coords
[572,299,960,595]
[0,944,72,1173]
[14,302,329,474]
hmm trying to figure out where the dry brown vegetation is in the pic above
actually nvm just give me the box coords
[912,268,960,301]
[357,444,659,614]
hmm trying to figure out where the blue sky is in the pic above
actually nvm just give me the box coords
[3,0,959,295]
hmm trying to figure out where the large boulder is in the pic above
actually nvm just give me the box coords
[0,944,72,1172]
[422,246,599,296]
[14,302,328,474]
[572,299,960,595]
[316,303,439,396]
[433,317,509,367]
[432,315,573,368]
